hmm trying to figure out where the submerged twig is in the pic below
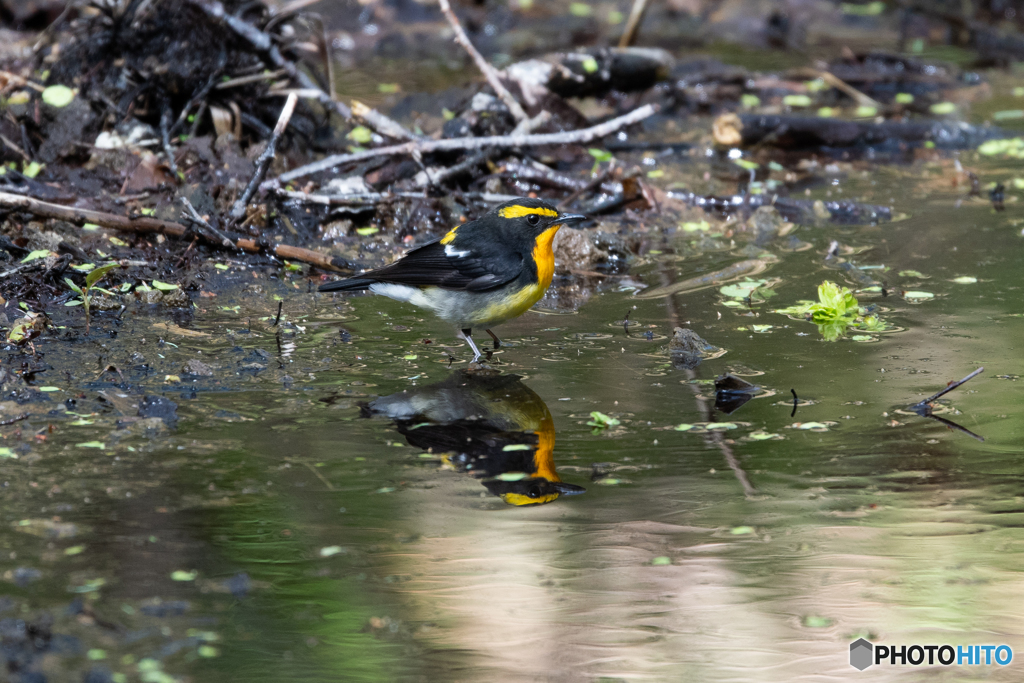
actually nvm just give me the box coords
[230,92,298,220]
[269,104,657,187]
[0,191,352,273]
[438,0,528,124]
[910,367,984,413]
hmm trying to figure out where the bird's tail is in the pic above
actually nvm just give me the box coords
[319,277,374,292]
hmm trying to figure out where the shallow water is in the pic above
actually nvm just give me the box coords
[6,66,1024,683]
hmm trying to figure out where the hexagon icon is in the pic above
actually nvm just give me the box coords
[850,638,873,670]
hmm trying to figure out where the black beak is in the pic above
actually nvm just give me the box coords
[556,213,587,226]
[553,482,587,496]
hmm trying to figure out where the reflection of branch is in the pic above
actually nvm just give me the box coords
[659,262,756,498]
[910,366,984,412]
[438,0,528,123]
[923,413,985,442]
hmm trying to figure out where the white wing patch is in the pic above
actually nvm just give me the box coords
[444,243,470,258]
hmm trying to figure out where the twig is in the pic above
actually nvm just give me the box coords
[272,188,522,205]
[619,0,651,48]
[437,0,528,123]
[181,197,235,247]
[169,56,226,138]
[159,103,179,175]
[270,104,657,187]
[0,133,30,161]
[230,92,298,220]
[422,149,496,187]
[790,68,882,109]
[0,412,31,426]
[910,367,984,413]
[272,301,283,327]
[558,168,612,209]
[215,69,288,90]
[0,191,352,273]
[351,101,423,142]
[190,0,352,119]
[0,261,41,279]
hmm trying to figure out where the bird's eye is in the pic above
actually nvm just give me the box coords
[527,214,541,226]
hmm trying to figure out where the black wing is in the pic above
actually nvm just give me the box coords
[360,239,525,292]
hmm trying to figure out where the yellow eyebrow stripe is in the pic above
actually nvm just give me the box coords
[440,226,458,244]
[499,205,558,219]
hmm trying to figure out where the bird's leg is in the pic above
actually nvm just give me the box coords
[459,328,483,363]
[484,329,501,349]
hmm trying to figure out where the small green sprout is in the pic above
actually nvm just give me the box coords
[65,263,118,334]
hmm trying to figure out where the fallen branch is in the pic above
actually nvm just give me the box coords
[269,104,658,187]
[714,112,1008,150]
[0,191,352,273]
[230,92,298,219]
[438,0,528,123]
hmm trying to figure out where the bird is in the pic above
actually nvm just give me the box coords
[319,198,586,362]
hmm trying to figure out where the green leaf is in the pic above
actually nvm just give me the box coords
[587,148,612,164]
[21,249,53,263]
[64,277,83,294]
[782,94,812,107]
[0,448,17,459]
[740,94,761,108]
[951,276,977,284]
[730,525,755,535]
[76,441,105,449]
[150,280,179,291]
[581,56,599,73]
[41,84,75,108]
[356,226,378,236]
[569,2,592,16]
[651,556,671,566]
[86,263,118,288]
[895,93,914,104]
[171,570,197,581]
[930,102,957,115]
[586,411,620,429]
[22,161,43,178]
[347,125,373,144]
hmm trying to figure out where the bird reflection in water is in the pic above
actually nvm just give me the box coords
[365,370,586,506]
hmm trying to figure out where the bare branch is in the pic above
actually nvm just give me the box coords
[437,0,529,123]
[269,103,658,187]
[229,92,298,219]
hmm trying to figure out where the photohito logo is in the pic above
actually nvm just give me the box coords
[849,639,1013,670]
